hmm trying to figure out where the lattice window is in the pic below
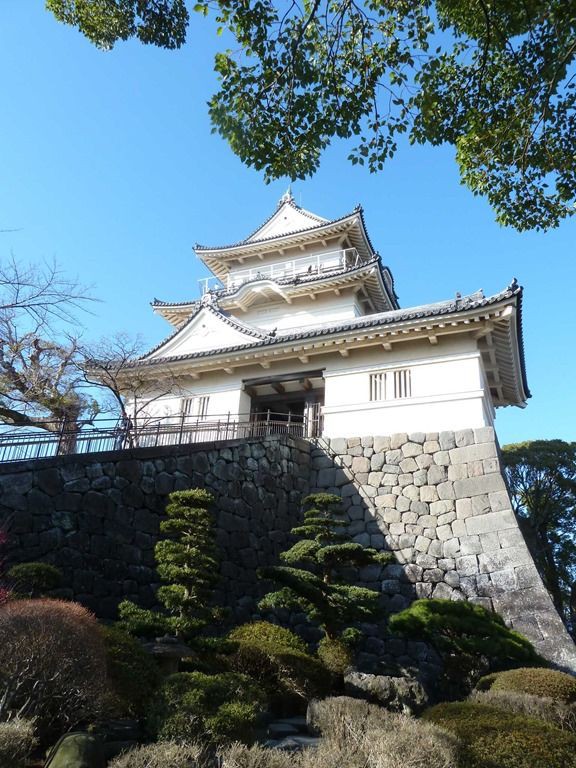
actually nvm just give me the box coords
[369,369,412,401]
[181,395,210,419]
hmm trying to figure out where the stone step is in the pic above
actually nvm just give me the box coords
[274,735,321,751]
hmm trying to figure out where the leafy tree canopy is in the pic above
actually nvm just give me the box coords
[47,0,576,231]
[502,440,576,634]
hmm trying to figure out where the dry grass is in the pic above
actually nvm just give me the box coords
[110,741,209,768]
[220,742,299,768]
[0,718,37,768]
[470,689,576,732]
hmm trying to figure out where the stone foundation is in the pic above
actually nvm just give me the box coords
[311,428,576,672]
[1,426,574,672]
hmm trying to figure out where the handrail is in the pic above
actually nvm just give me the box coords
[226,248,362,291]
[0,411,312,464]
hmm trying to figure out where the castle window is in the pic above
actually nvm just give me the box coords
[369,369,412,401]
[181,395,210,419]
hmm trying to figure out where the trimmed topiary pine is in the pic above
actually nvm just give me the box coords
[389,598,545,696]
[118,488,219,640]
[259,492,393,641]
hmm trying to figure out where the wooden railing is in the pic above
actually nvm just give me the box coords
[0,411,310,464]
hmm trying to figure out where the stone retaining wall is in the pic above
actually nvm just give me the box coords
[311,427,576,672]
[0,435,310,621]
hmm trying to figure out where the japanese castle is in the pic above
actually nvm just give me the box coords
[130,191,529,438]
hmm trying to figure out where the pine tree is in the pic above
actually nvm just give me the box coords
[118,488,219,639]
[259,493,393,640]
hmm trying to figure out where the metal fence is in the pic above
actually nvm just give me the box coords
[0,411,309,464]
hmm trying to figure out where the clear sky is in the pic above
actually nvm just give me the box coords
[0,3,574,446]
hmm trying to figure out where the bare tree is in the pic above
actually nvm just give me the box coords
[0,256,94,327]
[80,333,183,446]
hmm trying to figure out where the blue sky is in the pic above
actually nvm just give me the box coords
[0,3,574,446]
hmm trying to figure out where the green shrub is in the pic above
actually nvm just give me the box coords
[478,667,576,704]
[424,701,576,768]
[7,562,62,597]
[0,718,37,768]
[101,624,161,717]
[389,599,544,696]
[229,622,307,653]
[147,671,267,745]
[469,690,576,733]
[109,741,208,768]
[317,637,353,676]
[227,621,330,705]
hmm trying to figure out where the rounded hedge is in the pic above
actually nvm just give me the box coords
[317,637,353,675]
[7,562,62,596]
[424,701,576,768]
[228,621,307,653]
[477,667,576,704]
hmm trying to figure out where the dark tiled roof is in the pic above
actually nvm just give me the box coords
[140,283,527,397]
[195,206,367,252]
[141,302,273,359]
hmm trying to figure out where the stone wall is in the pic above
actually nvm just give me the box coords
[1,426,574,673]
[0,435,310,622]
[311,427,576,672]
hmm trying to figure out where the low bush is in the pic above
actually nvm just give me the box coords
[6,562,62,597]
[389,599,544,697]
[109,741,208,768]
[147,671,267,744]
[317,637,353,676]
[220,742,297,768]
[308,696,459,767]
[477,666,576,704]
[0,599,107,740]
[0,718,37,768]
[424,700,576,768]
[101,625,161,718]
[469,689,576,733]
[227,621,330,706]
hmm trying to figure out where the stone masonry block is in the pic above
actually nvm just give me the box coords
[416,454,433,469]
[465,508,516,535]
[449,442,497,465]
[455,429,475,447]
[459,535,483,555]
[454,473,506,499]
[373,436,391,453]
[390,433,408,449]
[399,457,419,473]
[437,481,455,500]
[474,426,495,444]
[443,538,461,557]
[515,564,542,589]
[420,486,439,502]
[351,457,370,473]
[456,555,479,576]
[436,524,453,541]
[479,531,501,552]
[423,440,440,453]
[409,432,426,444]
[497,528,525,548]
[402,442,423,458]
[433,451,450,466]
[479,546,533,573]
[428,465,448,485]
[489,490,511,513]
[448,464,468,481]
[439,431,456,450]
[431,500,454,516]
[451,519,467,537]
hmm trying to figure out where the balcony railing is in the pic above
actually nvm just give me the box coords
[0,411,314,464]
[226,248,362,291]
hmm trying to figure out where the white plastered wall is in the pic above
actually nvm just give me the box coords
[240,293,362,333]
[133,334,494,437]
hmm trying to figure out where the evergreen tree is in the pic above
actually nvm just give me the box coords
[259,493,392,640]
[119,488,219,639]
